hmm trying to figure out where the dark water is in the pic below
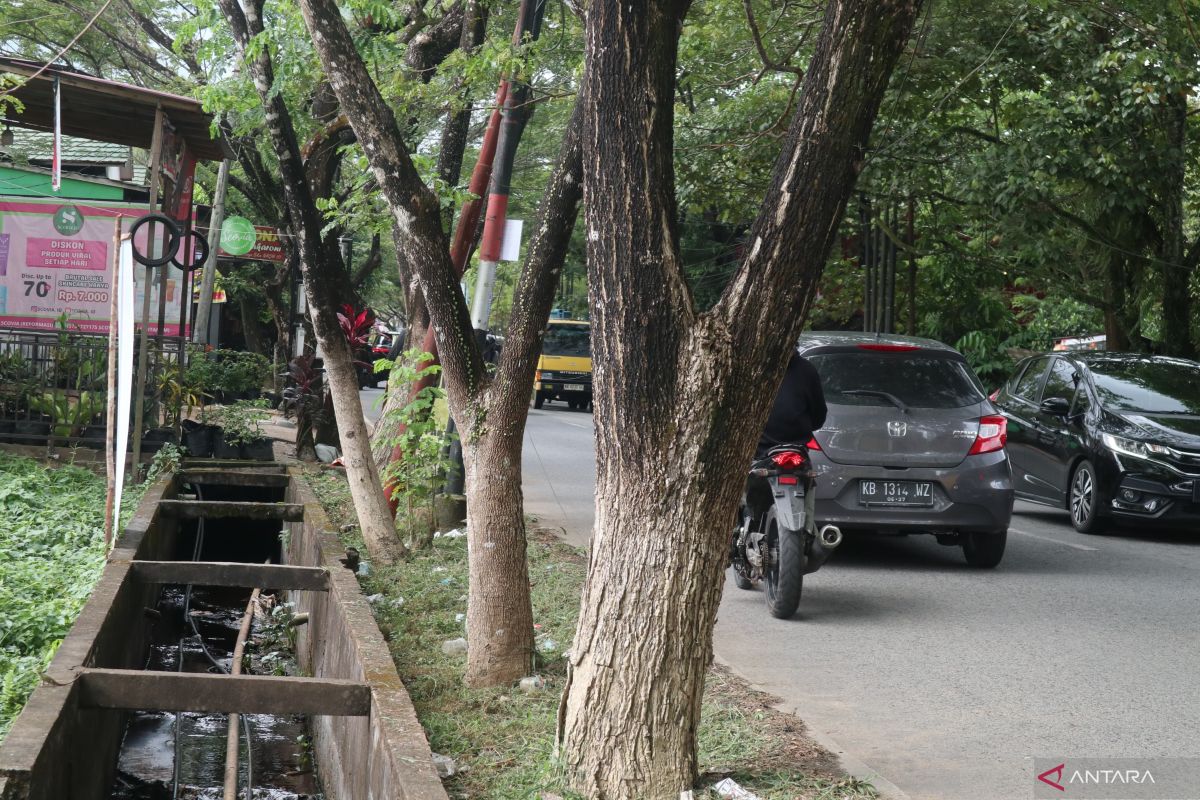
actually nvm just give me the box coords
[109,587,322,800]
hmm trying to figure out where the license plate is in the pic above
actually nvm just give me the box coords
[565,383,584,391]
[859,479,934,507]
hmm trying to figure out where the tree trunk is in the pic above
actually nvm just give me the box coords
[558,0,921,796]
[907,194,917,335]
[1160,91,1194,358]
[217,0,403,564]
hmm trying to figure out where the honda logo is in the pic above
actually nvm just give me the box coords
[887,421,908,437]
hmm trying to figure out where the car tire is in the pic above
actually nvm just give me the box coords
[961,530,1006,568]
[533,394,545,409]
[764,510,803,619]
[1068,459,1107,534]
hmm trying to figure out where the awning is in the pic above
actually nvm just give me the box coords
[0,57,231,162]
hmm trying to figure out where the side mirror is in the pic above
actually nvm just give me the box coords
[1039,397,1071,417]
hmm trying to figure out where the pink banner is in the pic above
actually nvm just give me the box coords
[0,199,183,335]
[26,237,108,270]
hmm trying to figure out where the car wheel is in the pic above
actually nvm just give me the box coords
[961,530,1006,568]
[533,394,545,409]
[1069,459,1107,534]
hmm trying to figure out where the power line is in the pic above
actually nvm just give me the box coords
[0,0,116,99]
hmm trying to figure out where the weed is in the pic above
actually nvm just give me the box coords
[307,468,876,800]
[0,453,110,738]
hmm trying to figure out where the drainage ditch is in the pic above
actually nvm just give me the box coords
[0,462,448,800]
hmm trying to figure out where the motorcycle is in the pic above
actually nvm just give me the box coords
[730,444,843,618]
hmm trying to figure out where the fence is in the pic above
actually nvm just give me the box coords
[0,327,185,450]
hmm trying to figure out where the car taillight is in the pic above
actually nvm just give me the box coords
[805,437,821,452]
[857,343,920,352]
[535,370,542,381]
[771,451,807,469]
[778,475,799,485]
[968,415,1007,455]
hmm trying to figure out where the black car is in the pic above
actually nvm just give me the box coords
[992,352,1200,533]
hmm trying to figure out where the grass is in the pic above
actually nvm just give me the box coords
[306,466,878,800]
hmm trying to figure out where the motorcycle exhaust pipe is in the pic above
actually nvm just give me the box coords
[818,524,843,549]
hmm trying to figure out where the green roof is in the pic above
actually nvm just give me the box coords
[2,129,131,165]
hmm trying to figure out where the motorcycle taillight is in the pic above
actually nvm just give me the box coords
[770,451,806,470]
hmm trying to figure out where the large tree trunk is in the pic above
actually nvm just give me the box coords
[217,0,403,564]
[557,0,921,796]
[1160,91,1194,358]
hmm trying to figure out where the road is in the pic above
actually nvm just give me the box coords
[519,403,1200,800]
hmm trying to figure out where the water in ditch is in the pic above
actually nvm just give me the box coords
[108,541,323,799]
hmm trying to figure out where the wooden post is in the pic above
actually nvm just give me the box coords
[103,216,122,549]
[195,159,230,344]
[131,105,164,482]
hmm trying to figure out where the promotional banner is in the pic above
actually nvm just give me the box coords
[0,199,184,335]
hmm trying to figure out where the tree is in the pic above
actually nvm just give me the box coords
[213,0,402,562]
[552,0,922,796]
[294,0,584,686]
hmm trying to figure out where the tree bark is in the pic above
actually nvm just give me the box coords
[297,0,585,687]
[907,194,917,335]
[217,0,403,564]
[558,0,921,796]
[1160,91,1194,358]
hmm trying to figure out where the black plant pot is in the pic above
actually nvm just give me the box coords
[80,424,107,448]
[142,428,177,454]
[213,430,241,459]
[12,418,50,443]
[181,421,216,458]
[240,437,274,461]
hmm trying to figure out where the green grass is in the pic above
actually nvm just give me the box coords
[0,452,109,738]
[306,467,878,800]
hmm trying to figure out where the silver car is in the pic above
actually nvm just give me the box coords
[799,332,1014,567]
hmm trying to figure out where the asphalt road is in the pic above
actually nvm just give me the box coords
[519,403,1200,800]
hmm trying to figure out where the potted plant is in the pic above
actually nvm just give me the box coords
[28,390,106,445]
[281,354,325,462]
[210,399,273,460]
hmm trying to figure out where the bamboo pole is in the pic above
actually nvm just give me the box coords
[131,104,165,482]
[223,586,261,800]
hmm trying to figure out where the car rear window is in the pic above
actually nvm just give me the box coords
[808,351,986,409]
[1088,358,1200,414]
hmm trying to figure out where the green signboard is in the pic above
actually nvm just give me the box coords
[220,215,257,256]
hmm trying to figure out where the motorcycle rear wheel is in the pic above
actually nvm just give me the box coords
[764,509,803,619]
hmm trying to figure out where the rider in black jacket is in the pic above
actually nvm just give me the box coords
[746,351,828,522]
[756,351,828,458]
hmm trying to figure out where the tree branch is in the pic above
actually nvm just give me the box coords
[742,0,806,79]
[296,0,487,404]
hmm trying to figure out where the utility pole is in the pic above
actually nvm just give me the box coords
[193,159,229,344]
[469,0,546,329]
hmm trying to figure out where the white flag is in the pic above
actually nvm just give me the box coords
[51,76,62,192]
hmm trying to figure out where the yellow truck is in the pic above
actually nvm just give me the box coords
[533,319,592,410]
